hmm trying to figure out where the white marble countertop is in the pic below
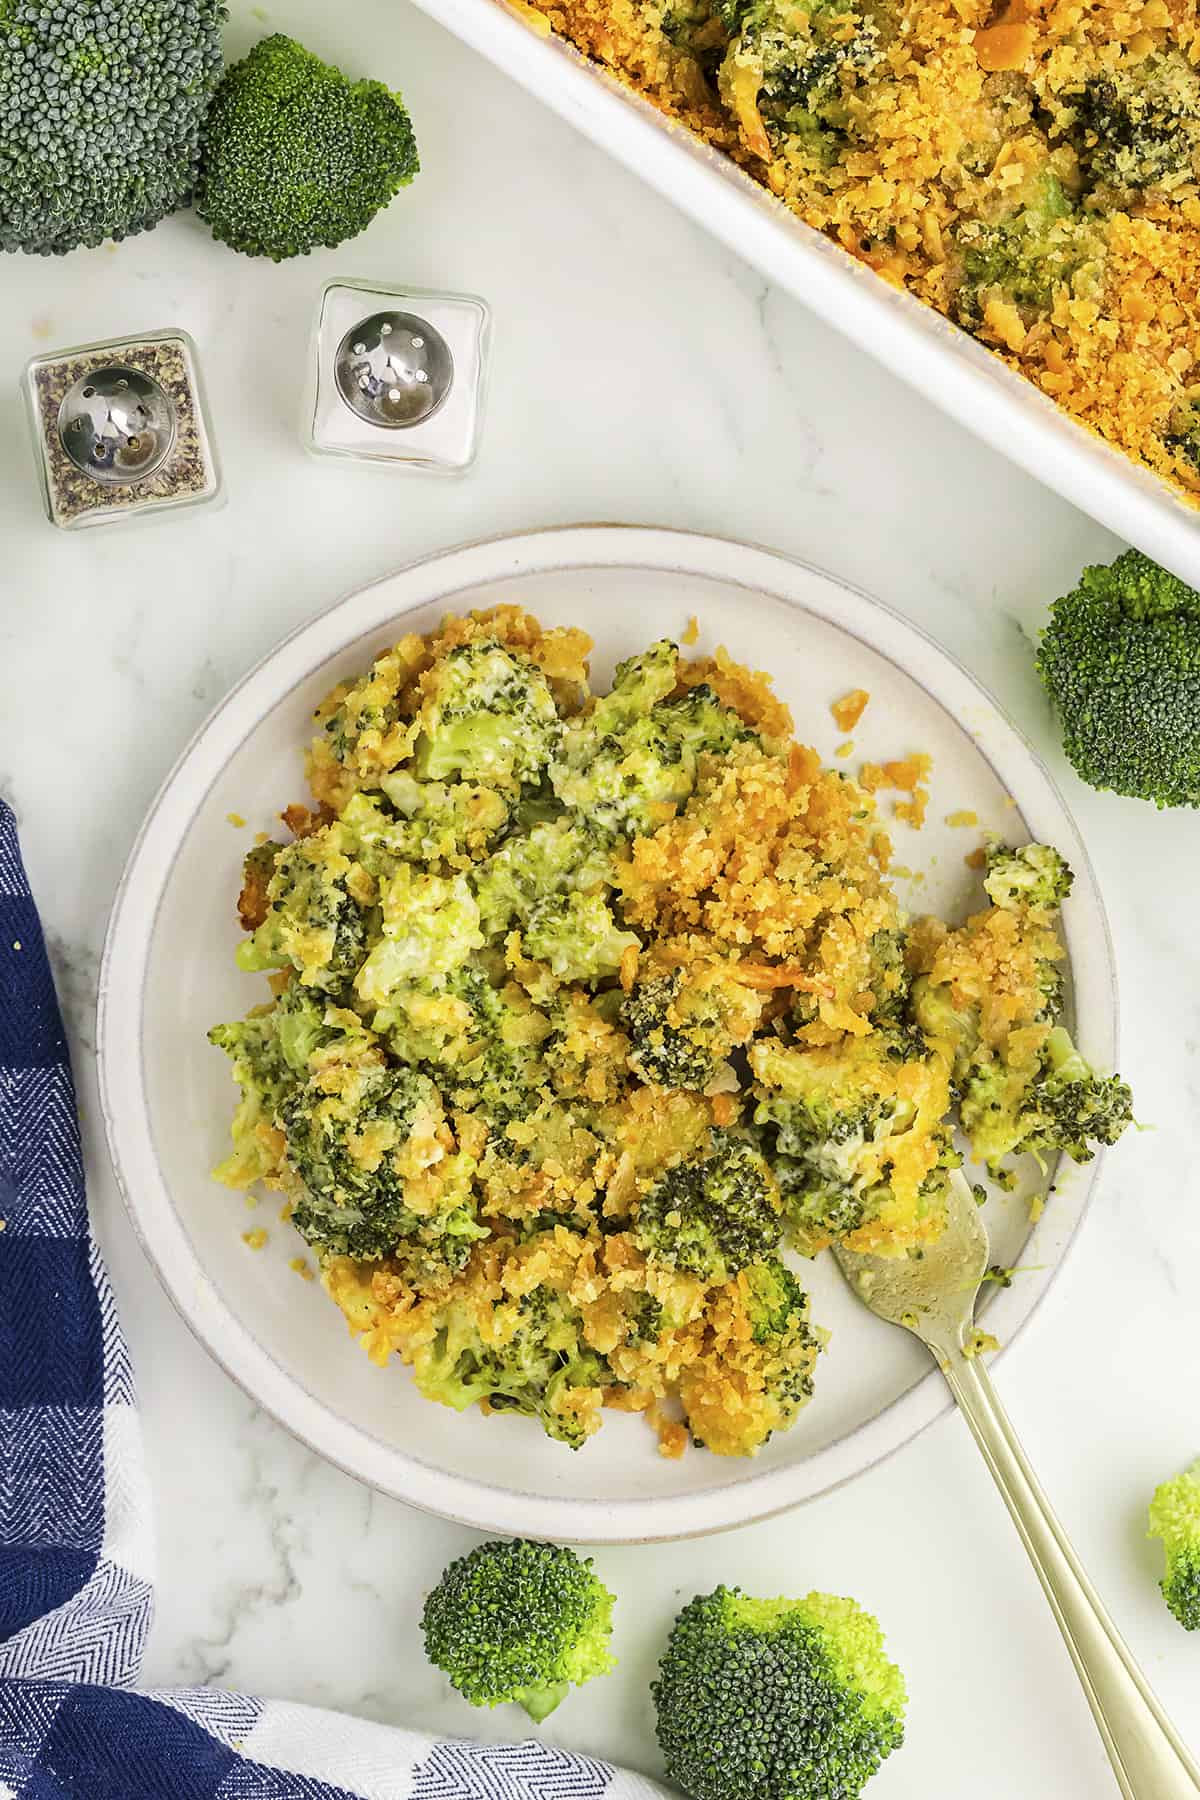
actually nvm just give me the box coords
[2,1,1199,1793]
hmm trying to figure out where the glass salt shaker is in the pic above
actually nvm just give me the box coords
[304,278,491,473]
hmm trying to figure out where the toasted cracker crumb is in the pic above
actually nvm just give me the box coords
[895,788,929,828]
[541,0,1200,506]
[832,688,870,733]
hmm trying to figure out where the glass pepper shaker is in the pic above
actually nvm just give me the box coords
[22,329,221,530]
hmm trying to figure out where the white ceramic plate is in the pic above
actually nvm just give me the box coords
[98,526,1118,1542]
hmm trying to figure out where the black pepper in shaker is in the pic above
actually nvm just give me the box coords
[23,330,222,530]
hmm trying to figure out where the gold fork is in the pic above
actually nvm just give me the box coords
[835,1170,1200,1799]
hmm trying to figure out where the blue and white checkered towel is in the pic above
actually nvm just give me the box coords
[0,799,668,1800]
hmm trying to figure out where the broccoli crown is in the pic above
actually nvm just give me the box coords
[653,1586,906,1800]
[984,842,1074,914]
[961,1024,1133,1173]
[863,929,926,1062]
[522,889,640,983]
[236,832,369,995]
[421,1539,616,1721]
[621,969,727,1090]
[412,1282,612,1449]
[343,781,509,871]
[472,819,609,937]
[280,1050,479,1267]
[952,173,1105,335]
[1069,53,1200,191]
[1148,1461,1200,1631]
[740,1257,809,1343]
[1163,397,1200,478]
[752,1048,905,1250]
[635,1135,782,1282]
[194,33,419,261]
[720,0,882,166]
[552,651,754,838]
[428,964,547,1128]
[0,0,225,256]
[657,682,757,757]
[661,0,725,79]
[354,864,483,1006]
[207,1007,292,1188]
[414,640,561,789]
[1036,549,1200,809]
[553,713,698,837]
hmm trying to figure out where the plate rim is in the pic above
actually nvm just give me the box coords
[97,523,1119,1543]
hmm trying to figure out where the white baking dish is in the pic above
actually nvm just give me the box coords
[408,0,1200,583]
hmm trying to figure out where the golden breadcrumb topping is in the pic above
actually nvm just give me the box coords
[533,0,1200,501]
[211,605,1081,1459]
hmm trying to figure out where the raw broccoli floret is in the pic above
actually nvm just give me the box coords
[0,0,225,256]
[413,640,562,789]
[984,842,1074,914]
[1148,1461,1200,1631]
[652,1586,906,1800]
[412,1283,611,1448]
[1068,52,1200,191]
[194,33,419,261]
[634,1135,782,1282]
[961,1024,1133,1174]
[1036,550,1200,809]
[422,1539,616,1720]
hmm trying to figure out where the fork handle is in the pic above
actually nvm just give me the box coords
[940,1349,1200,1799]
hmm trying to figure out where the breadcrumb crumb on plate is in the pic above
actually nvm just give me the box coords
[832,688,870,733]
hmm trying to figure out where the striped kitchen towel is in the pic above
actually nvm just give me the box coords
[0,798,667,1800]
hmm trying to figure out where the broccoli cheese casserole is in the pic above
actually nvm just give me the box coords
[527,0,1200,503]
[210,608,1132,1456]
